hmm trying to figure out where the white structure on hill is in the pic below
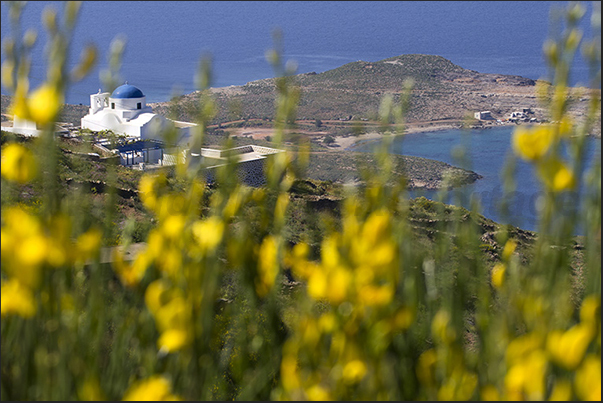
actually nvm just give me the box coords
[474,111,493,120]
[2,115,42,136]
[81,83,195,141]
[1,116,70,137]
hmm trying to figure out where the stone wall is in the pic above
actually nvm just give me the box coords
[205,157,268,187]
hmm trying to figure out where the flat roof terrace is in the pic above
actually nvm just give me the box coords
[199,145,283,167]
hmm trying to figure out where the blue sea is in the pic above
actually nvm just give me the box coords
[1,1,598,104]
[352,127,600,233]
[1,1,600,232]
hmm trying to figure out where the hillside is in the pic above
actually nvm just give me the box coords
[151,53,595,126]
[302,150,481,188]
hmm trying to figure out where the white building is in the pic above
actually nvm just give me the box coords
[1,115,41,136]
[474,111,493,120]
[1,115,71,137]
[81,83,194,142]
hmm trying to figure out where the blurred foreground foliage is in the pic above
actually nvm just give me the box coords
[1,1,601,401]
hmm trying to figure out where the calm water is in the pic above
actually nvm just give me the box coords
[1,1,597,104]
[352,126,601,233]
[2,1,600,231]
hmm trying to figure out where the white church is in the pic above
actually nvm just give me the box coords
[81,83,195,142]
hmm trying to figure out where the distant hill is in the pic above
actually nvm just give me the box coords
[151,54,546,124]
[2,54,598,134]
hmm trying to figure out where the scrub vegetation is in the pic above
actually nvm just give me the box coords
[1,1,600,401]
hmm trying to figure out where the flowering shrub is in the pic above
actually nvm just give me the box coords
[1,1,600,401]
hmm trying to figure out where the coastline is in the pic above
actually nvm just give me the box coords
[336,120,602,151]
[334,122,485,151]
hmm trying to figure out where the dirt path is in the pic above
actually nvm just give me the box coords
[211,118,521,150]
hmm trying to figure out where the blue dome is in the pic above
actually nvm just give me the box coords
[111,83,144,99]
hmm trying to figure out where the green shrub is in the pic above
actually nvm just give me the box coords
[1,2,600,401]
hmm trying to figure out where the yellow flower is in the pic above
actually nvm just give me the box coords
[491,263,506,289]
[361,209,391,247]
[16,233,48,268]
[112,249,147,287]
[1,207,46,288]
[280,355,300,392]
[480,385,501,401]
[9,78,30,121]
[1,278,37,318]
[575,354,601,401]
[327,267,351,304]
[161,215,186,239]
[146,229,165,260]
[1,60,15,90]
[548,379,572,401]
[156,248,178,278]
[139,173,167,211]
[145,280,172,315]
[321,235,340,269]
[158,329,190,353]
[10,233,46,289]
[292,260,319,282]
[145,282,192,353]
[354,237,396,271]
[392,306,414,331]
[304,384,331,401]
[284,242,309,271]
[502,239,517,260]
[27,83,63,125]
[342,359,367,384]
[552,165,575,191]
[537,158,576,192]
[122,375,181,401]
[579,295,600,329]
[431,309,456,344]
[256,235,279,298]
[223,189,245,219]
[155,194,186,222]
[506,332,543,365]
[307,270,327,300]
[512,125,554,161]
[358,284,394,306]
[300,317,320,347]
[546,324,594,370]
[274,193,289,226]
[318,312,336,333]
[47,213,72,267]
[342,213,360,245]
[76,228,102,262]
[1,143,38,183]
[504,350,548,400]
[154,297,190,333]
[191,217,224,254]
[351,210,397,273]
[438,367,477,401]
[416,349,437,386]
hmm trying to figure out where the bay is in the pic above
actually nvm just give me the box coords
[352,126,601,233]
[2,1,599,232]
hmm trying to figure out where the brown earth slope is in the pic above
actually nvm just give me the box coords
[150,54,598,132]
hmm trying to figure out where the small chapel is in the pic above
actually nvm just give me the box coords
[81,83,193,141]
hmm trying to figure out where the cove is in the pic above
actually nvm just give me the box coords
[351,126,601,234]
